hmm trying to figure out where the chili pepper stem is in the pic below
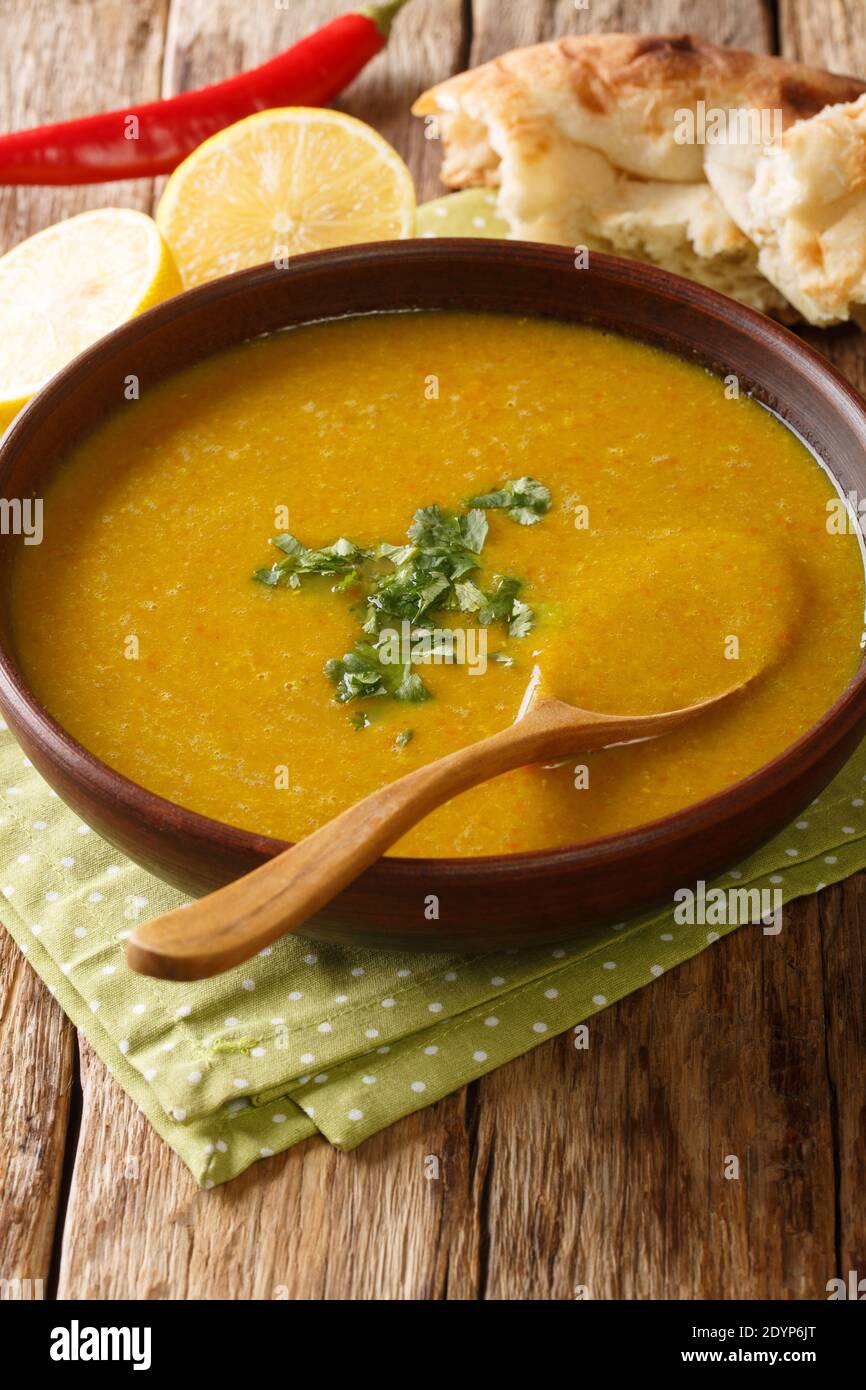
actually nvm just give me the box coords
[361,0,412,37]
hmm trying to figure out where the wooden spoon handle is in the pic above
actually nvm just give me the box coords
[125,686,737,980]
[126,699,603,980]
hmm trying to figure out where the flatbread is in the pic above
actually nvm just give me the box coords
[413,34,866,324]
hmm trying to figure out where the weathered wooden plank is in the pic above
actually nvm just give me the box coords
[779,0,866,80]
[778,0,866,1301]
[469,0,774,64]
[0,0,170,1296]
[0,941,74,1296]
[56,1041,197,1300]
[0,0,170,249]
[819,879,866,1286]
[57,1038,480,1299]
[473,904,838,1300]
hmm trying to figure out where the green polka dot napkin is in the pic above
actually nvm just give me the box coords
[416,188,509,240]
[3,711,866,1188]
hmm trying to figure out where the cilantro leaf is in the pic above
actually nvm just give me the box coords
[460,507,489,554]
[254,533,371,589]
[324,645,387,701]
[508,599,534,637]
[393,666,430,702]
[325,641,432,705]
[465,476,551,526]
[479,575,534,636]
[452,579,486,612]
[270,533,307,561]
[252,566,284,587]
[364,565,452,630]
[407,503,487,556]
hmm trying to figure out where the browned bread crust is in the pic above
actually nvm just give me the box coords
[413,33,865,186]
[413,34,866,324]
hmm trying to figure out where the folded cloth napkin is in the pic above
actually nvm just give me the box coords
[3,712,865,1187]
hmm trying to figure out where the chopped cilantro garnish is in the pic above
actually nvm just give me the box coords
[325,641,432,705]
[361,504,489,635]
[255,480,550,709]
[478,575,534,635]
[465,476,551,526]
[254,533,370,590]
[394,729,414,750]
[349,710,371,731]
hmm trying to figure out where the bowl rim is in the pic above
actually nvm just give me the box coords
[2,236,866,885]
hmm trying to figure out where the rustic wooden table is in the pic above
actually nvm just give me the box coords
[1,0,864,1301]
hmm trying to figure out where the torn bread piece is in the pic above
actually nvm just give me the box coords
[413,33,865,323]
[707,93,866,325]
[478,130,790,316]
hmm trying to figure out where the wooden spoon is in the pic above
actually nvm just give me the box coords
[126,675,747,980]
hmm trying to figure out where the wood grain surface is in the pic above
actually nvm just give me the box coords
[1,0,864,1301]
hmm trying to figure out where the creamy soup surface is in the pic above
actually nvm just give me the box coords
[12,312,865,856]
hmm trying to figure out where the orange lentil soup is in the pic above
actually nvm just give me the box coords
[11,312,865,856]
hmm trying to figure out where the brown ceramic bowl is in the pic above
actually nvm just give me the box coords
[1,240,866,951]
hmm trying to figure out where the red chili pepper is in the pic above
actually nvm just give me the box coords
[0,0,410,185]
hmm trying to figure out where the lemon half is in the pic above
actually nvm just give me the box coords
[0,207,180,435]
[156,107,416,289]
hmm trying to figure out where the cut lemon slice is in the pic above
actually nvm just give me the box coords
[0,207,181,434]
[157,107,416,289]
